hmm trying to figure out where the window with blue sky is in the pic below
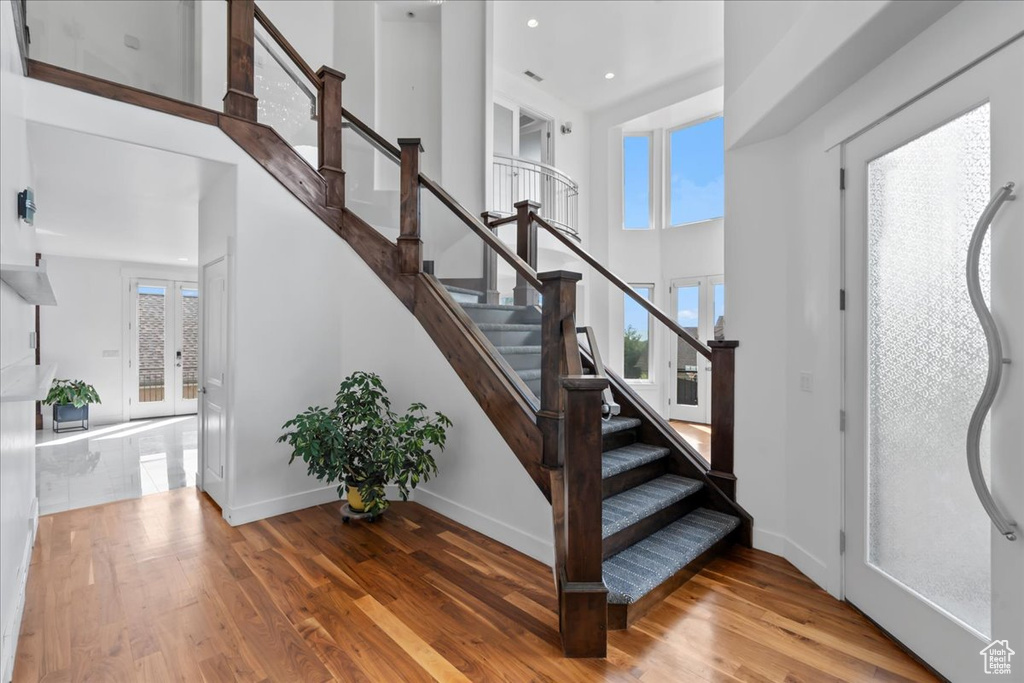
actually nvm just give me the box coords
[623,135,651,229]
[669,116,724,225]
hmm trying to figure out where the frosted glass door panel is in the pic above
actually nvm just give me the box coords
[866,103,991,636]
[675,285,700,407]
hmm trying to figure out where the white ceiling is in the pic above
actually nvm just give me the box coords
[494,0,723,112]
[26,123,226,267]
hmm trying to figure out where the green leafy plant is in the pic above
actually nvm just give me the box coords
[43,379,101,408]
[278,371,452,515]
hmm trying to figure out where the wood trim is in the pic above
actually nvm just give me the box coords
[10,0,28,76]
[607,530,738,630]
[341,107,401,159]
[709,340,737,491]
[26,60,220,125]
[533,212,712,361]
[602,458,667,499]
[538,271,582,468]
[397,140,423,274]
[317,67,345,209]
[224,0,257,120]
[513,200,539,306]
[254,4,320,87]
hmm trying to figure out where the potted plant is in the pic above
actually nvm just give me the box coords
[43,379,101,433]
[278,371,452,517]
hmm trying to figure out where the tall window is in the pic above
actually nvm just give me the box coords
[622,135,652,229]
[624,285,653,381]
[669,116,724,225]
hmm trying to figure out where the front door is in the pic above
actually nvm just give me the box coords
[669,276,724,424]
[199,258,228,506]
[129,279,199,419]
[843,38,1022,681]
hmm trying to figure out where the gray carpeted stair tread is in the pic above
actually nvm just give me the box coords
[461,303,535,311]
[443,284,485,296]
[602,443,670,479]
[477,323,542,331]
[602,474,703,538]
[604,508,740,605]
[516,369,543,380]
[602,416,641,436]
[496,345,542,354]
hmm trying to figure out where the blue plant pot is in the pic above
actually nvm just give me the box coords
[53,404,89,433]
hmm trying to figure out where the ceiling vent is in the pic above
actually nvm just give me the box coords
[523,70,544,82]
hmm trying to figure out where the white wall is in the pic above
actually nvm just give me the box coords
[39,256,198,428]
[724,0,1024,595]
[0,3,37,679]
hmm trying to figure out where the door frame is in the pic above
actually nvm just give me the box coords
[668,274,723,424]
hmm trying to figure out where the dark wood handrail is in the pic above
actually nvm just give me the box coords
[254,4,321,88]
[532,213,712,361]
[419,176,543,291]
[484,214,518,228]
[341,108,401,159]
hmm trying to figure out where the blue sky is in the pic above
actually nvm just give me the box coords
[623,116,724,229]
[624,283,725,342]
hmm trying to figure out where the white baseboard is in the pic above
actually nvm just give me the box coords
[784,537,830,592]
[1,497,38,683]
[412,487,554,566]
[753,526,787,555]
[222,484,403,526]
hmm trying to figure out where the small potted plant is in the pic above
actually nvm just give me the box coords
[279,371,452,518]
[44,379,101,433]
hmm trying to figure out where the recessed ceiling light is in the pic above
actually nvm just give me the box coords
[178,257,189,262]
[527,18,539,28]
[604,72,615,80]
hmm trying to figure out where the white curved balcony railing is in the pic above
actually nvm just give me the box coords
[492,155,579,239]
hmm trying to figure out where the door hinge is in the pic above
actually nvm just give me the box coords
[839,530,846,554]
[839,168,846,191]
[839,289,846,311]
[840,409,846,432]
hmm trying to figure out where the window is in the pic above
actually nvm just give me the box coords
[624,285,653,381]
[669,116,724,225]
[622,135,652,229]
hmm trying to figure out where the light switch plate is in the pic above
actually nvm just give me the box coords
[799,372,813,392]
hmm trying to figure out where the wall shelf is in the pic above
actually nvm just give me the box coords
[0,261,57,305]
[0,362,56,402]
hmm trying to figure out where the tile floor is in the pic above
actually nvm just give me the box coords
[35,415,197,515]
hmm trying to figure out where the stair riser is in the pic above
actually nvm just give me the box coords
[500,352,542,372]
[603,459,668,499]
[603,494,703,559]
[448,291,482,304]
[482,329,542,347]
[523,379,541,396]
[463,307,541,325]
[607,531,738,630]
[602,429,638,453]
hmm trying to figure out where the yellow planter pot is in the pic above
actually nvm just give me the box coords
[347,485,366,512]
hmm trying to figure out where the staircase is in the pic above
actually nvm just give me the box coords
[451,287,744,630]
[22,0,752,659]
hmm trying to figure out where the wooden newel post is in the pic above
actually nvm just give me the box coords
[514,200,540,306]
[559,375,609,658]
[317,66,346,209]
[538,270,581,469]
[223,0,257,121]
[708,340,738,500]
[397,138,424,274]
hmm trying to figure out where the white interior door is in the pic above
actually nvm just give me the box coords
[843,38,1023,682]
[669,276,724,424]
[199,258,228,506]
[129,279,198,419]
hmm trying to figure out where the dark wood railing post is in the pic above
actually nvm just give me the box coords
[708,340,738,499]
[317,66,346,209]
[397,138,424,274]
[559,374,609,658]
[514,200,540,306]
[538,270,581,468]
[223,0,257,121]
[480,211,502,304]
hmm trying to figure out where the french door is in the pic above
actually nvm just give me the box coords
[669,275,724,424]
[843,38,1022,681]
[129,279,199,419]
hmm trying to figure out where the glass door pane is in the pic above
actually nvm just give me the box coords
[866,102,991,635]
[674,284,701,408]
[137,285,168,404]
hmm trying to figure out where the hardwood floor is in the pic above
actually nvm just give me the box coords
[13,488,936,682]
[670,419,712,461]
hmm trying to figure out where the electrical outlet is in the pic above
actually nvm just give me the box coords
[799,372,813,392]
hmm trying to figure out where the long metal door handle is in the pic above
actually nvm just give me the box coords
[966,181,1017,541]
